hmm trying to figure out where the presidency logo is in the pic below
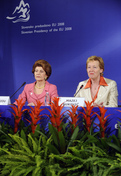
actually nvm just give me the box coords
[6,0,30,23]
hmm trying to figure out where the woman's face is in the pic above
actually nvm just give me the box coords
[34,66,47,81]
[87,61,103,80]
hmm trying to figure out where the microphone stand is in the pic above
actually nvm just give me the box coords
[74,85,83,97]
[10,82,26,99]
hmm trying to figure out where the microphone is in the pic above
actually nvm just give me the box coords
[74,85,83,97]
[10,82,26,99]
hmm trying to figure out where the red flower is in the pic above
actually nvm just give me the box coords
[68,105,79,129]
[80,101,94,132]
[26,100,44,134]
[10,99,28,133]
[95,106,111,138]
[47,97,66,132]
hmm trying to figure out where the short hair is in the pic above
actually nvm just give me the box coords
[86,56,104,76]
[32,60,52,80]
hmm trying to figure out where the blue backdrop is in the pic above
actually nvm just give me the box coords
[0,0,121,105]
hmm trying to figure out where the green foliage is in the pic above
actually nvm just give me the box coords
[0,130,53,176]
[0,127,121,175]
[0,122,14,147]
[1,106,121,175]
[47,143,115,176]
[48,123,79,154]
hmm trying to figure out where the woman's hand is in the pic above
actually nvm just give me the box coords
[27,102,35,106]
[93,102,103,107]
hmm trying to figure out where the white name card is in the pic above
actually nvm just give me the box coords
[59,97,85,107]
[0,96,11,105]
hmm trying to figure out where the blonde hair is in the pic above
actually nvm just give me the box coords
[86,56,104,76]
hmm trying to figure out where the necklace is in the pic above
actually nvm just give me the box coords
[35,83,45,89]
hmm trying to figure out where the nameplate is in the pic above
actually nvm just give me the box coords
[0,96,11,105]
[59,97,85,107]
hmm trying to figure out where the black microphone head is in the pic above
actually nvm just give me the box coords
[80,85,83,89]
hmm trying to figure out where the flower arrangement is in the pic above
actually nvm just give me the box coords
[67,105,81,133]
[0,99,121,175]
[10,99,28,133]
[46,97,67,132]
[9,98,111,138]
[25,100,44,134]
[95,106,111,138]
[80,101,95,132]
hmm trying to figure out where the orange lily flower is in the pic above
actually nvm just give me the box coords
[80,101,94,132]
[68,105,80,129]
[95,106,111,138]
[25,100,44,134]
[47,97,66,132]
[10,99,28,133]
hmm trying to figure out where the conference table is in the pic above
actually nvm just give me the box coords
[0,105,121,136]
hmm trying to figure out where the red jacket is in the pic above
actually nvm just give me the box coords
[14,81,58,105]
